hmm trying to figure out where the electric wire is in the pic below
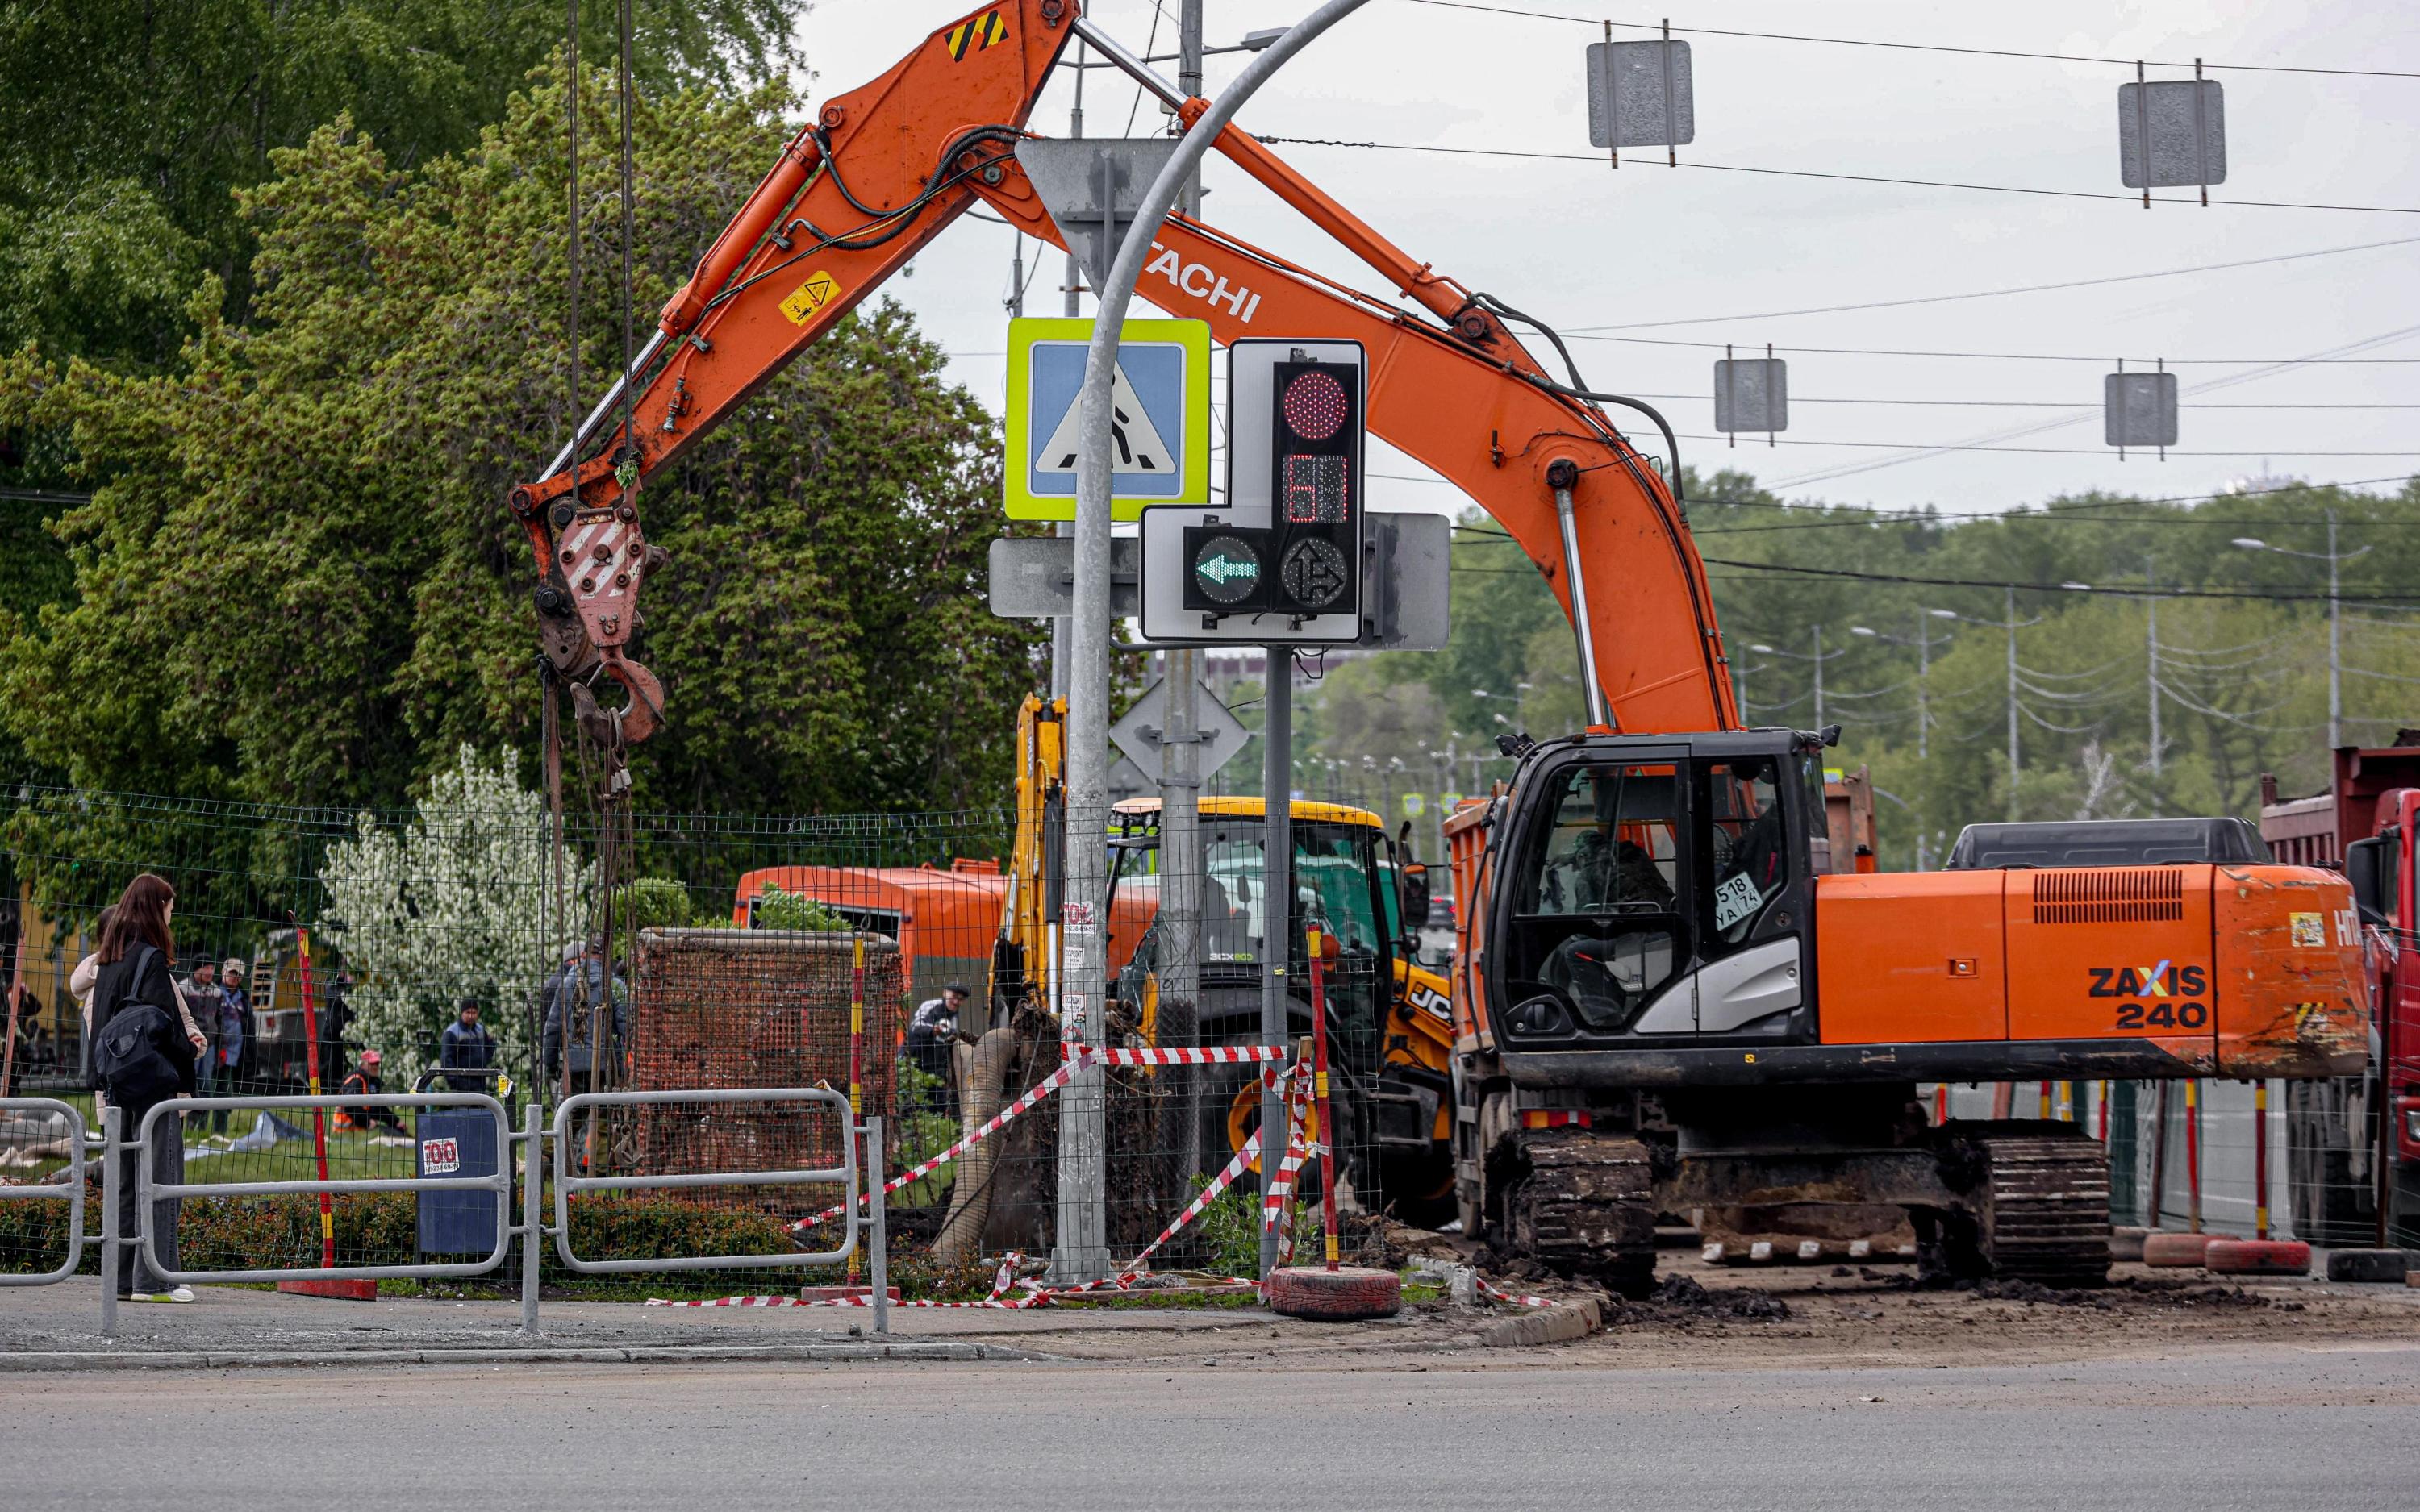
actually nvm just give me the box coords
[1254,135,2420,216]
[1563,334,2420,365]
[1767,323,2420,489]
[1571,235,2420,333]
[1391,0,2420,80]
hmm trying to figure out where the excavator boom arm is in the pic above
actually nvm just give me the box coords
[513,0,1738,752]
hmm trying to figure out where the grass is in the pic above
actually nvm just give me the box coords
[10,1093,426,1186]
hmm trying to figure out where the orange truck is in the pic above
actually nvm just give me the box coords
[509,0,2368,1289]
[732,862,1015,1022]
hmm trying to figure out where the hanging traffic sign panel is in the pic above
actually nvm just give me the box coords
[1713,356,1788,435]
[2105,369,2178,451]
[2118,78,2226,191]
[1003,316,1211,521]
[1585,39,1694,152]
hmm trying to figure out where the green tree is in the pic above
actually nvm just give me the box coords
[0,71,1041,819]
[0,0,799,366]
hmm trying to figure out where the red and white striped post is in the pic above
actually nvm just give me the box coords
[297,927,334,1271]
[847,934,866,1289]
[2253,1079,2270,1241]
[1308,928,1338,1272]
[2184,1079,2204,1235]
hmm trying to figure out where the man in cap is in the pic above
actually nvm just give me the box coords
[337,1048,404,1134]
[208,957,250,1130]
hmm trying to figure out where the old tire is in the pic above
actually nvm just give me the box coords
[1265,1264,1402,1321]
[2204,1239,2310,1276]
[2141,1231,2218,1268]
[2325,1248,2410,1284]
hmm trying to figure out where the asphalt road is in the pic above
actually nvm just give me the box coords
[14,1343,2418,1510]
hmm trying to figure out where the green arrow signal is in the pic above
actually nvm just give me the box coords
[1195,553,1259,585]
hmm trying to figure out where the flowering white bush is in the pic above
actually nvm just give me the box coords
[320,745,584,1075]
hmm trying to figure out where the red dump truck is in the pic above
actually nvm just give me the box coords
[2259,736,2420,1246]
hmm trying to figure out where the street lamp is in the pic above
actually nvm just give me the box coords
[1850,614,1951,760]
[1748,627,1848,728]
[2237,513,2370,748]
[1930,590,2042,819]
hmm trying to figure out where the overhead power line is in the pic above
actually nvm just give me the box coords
[1569,235,2420,333]
[1562,333,2420,364]
[1255,136,2420,217]
[1396,473,2420,526]
[1693,556,2420,604]
[1675,434,2420,459]
[1766,323,2420,489]
[1392,0,2420,80]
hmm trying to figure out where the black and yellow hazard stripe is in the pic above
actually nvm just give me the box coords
[944,9,1009,60]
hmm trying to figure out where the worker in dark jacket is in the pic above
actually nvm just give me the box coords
[540,946,628,1094]
[440,998,496,1092]
[90,873,202,1303]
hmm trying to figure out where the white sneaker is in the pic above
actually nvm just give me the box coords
[129,1286,196,1303]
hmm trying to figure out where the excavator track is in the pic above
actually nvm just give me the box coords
[1951,1124,2113,1289]
[1495,1128,1658,1297]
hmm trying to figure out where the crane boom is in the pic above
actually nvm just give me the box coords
[511,0,1738,757]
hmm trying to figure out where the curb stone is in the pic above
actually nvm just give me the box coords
[1477,1298,1603,1348]
[0,1341,1029,1372]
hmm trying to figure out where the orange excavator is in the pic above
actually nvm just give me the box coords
[511,0,2369,1289]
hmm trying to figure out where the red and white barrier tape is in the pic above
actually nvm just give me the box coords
[666,1060,1315,1310]
[792,1048,1294,1235]
[1260,1076,1315,1237]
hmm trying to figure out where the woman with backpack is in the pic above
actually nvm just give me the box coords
[90,873,204,1303]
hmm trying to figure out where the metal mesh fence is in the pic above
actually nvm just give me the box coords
[1934,1077,2418,1249]
[0,783,1421,1291]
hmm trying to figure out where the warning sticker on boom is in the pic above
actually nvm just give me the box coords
[779,269,842,325]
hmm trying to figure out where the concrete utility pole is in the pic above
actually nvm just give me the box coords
[1157,0,1208,1188]
[2146,555,2162,805]
[1053,0,1370,1284]
[2005,585,2021,820]
[2234,515,2368,752]
[2328,510,2343,750]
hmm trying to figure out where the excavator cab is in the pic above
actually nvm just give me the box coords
[1487,730,1825,1053]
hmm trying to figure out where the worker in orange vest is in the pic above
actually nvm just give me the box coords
[337,1048,403,1133]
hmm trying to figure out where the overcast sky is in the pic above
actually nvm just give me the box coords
[791,1,2420,519]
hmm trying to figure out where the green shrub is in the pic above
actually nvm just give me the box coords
[0,1180,794,1282]
[614,877,705,931]
[755,884,848,932]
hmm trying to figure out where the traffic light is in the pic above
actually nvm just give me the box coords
[1267,356,1362,618]
[1154,339,1366,639]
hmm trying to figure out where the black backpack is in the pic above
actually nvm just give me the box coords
[94,946,182,1106]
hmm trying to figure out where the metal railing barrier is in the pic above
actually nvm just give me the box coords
[550,1088,887,1333]
[0,1097,90,1286]
[9,1087,886,1339]
[135,1093,515,1289]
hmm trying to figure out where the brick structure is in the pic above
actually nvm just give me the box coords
[627,928,903,1196]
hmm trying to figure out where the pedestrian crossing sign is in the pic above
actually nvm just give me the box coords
[1004,316,1211,521]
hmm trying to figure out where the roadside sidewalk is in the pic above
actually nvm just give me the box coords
[0,1277,1474,1369]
